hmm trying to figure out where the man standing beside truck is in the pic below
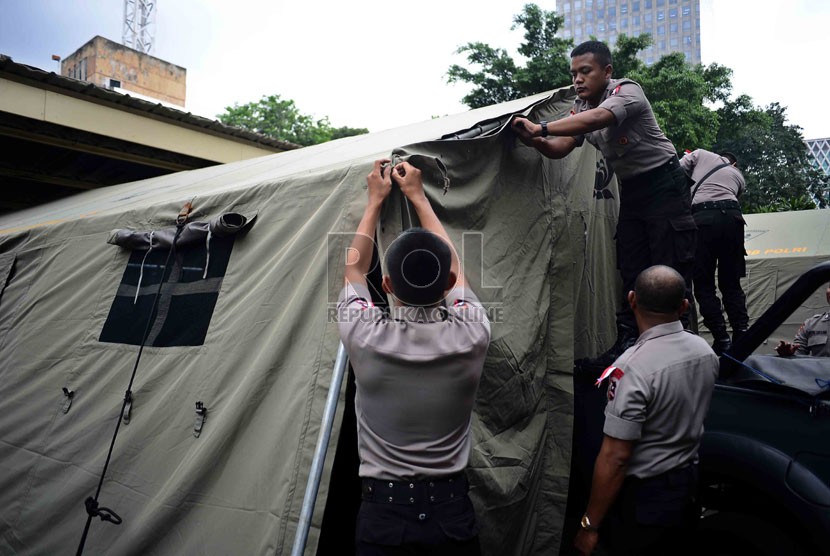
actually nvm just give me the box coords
[574,265,719,556]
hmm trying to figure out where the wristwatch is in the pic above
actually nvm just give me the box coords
[580,513,599,532]
[539,120,549,137]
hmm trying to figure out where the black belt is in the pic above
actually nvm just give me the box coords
[692,200,740,212]
[361,472,468,505]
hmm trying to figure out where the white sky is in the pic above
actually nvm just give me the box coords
[2,0,829,138]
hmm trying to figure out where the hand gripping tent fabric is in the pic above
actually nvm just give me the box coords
[0,85,623,556]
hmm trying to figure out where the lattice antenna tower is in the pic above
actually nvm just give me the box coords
[122,0,156,54]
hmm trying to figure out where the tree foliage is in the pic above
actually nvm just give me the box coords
[447,4,573,108]
[217,94,367,146]
[628,53,731,153]
[447,3,826,213]
[714,96,829,211]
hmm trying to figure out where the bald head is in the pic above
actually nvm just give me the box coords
[634,265,687,315]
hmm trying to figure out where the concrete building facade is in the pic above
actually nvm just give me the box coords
[556,0,701,66]
[60,35,186,107]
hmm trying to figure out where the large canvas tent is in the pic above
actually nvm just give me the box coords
[732,210,830,352]
[0,86,623,555]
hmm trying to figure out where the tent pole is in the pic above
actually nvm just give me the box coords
[290,341,349,556]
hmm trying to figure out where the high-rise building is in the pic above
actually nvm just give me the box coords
[806,138,830,177]
[556,0,701,66]
[60,35,186,107]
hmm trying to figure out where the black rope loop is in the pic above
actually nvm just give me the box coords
[84,497,122,525]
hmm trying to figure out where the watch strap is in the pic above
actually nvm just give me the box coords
[539,120,548,137]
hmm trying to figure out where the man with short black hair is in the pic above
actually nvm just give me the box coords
[681,148,749,354]
[512,40,697,367]
[337,159,490,556]
[574,265,718,556]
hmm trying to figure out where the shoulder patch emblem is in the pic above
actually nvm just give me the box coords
[596,365,624,387]
[598,366,625,401]
[611,84,622,96]
[618,136,629,145]
[353,297,372,310]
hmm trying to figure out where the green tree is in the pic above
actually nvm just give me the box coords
[609,33,652,78]
[447,4,573,108]
[714,96,829,212]
[628,53,732,153]
[217,94,367,146]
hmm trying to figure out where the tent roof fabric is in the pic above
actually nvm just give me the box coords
[0,85,623,555]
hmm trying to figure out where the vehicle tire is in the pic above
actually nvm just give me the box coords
[696,510,807,556]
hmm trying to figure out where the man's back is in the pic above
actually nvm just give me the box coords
[338,283,490,480]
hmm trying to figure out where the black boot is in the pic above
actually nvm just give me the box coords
[581,323,638,372]
[710,326,732,356]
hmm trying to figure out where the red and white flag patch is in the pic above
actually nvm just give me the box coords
[596,365,623,387]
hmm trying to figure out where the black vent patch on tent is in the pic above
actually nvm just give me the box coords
[100,235,235,347]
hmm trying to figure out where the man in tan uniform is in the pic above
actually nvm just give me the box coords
[512,40,696,367]
[776,283,830,357]
[337,159,491,555]
[574,265,718,556]
[681,149,749,354]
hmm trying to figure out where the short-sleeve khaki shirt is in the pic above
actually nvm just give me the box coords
[603,321,719,479]
[680,149,746,204]
[337,282,490,480]
[572,78,677,180]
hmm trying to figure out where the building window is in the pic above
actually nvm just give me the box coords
[682,5,691,15]
[656,0,664,5]
[669,7,677,17]
[659,39,666,49]
[109,78,121,88]
[657,10,665,20]
[586,0,593,7]
[646,56,654,64]
[599,23,606,31]
[632,0,640,11]
[607,0,616,5]
[621,16,628,28]
[670,36,679,47]
[564,2,572,12]
[597,8,604,19]
[609,21,617,29]
[670,22,678,32]
[685,35,693,44]
[644,11,652,24]
[586,23,594,33]
[587,11,594,21]
[608,6,616,17]
[575,0,582,9]
[576,13,583,23]
[633,14,640,25]
[621,3,628,14]
[598,0,604,8]
[682,19,691,30]
[644,0,652,7]
[657,24,665,35]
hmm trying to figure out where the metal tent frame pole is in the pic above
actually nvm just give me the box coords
[290,341,349,556]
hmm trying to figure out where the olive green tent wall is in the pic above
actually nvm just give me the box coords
[0,86,620,555]
[695,209,830,351]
